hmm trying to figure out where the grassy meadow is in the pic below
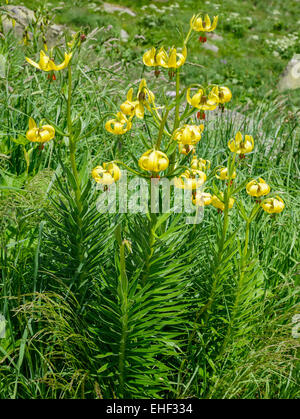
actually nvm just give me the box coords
[0,0,299,399]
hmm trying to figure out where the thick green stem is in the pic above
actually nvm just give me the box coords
[156,109,170,150]
[67,64,82,211]
[219,220,251,356]
[115,224,129,397]
[168,69,181,174]
[142,213,156,286]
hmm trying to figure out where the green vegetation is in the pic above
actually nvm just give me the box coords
[0,0,299,399]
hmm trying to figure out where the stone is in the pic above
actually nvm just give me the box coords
[207,32,223,41]
[120,29,129,42]
[0,54,6,78]
[1,5,34,37]
[202,42,219,53]
[102,3,136,17]
[166,91,176,98]
[1,5,68,47]
[278,54,300,91]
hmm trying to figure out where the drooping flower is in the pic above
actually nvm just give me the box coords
[120,79,155,119]
[246,178,270,197]
[228,131,254,154]
[187,87,219,110]
[91,162,121,185]
[173,124,204,145]
[190,156,211,171]
[216,86,232,104]
[216,166,236,180]
[138,149,169,172]
[192,191,212,206]
[261,196,284,214]
[26,118,55,143]
[211,193,235,211]
[143,46,187,69]
[190,14,218,32]
[26,50,72,72]
[178,144,196,155]
[174,169,206,190]
[105,112,132,135]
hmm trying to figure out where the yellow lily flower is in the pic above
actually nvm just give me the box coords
[228,131,254,154]
[190,156,211,171]
[26,50,72,72]
[178,144,196,155]
[190,14,218,32]
[120,79,155,119]
[187,87,219,110]
[143,46,187,69]
[174,169,206,190]
[91,162,121,186]
[26,118,55,143]
[211,193,235,211]
[105,112,132,135]
[246,178,270,197]
[216,166,236,180]
[174,124,204,145]
[138,149,169,172]
[216,86,232,104]
[261,196,285,214]
[192,191,212,206]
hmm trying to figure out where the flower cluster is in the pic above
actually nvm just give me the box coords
[89,13,285,213]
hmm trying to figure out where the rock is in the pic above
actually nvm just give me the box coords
[166,91,176,98]
[0,54,6,78]
[1,5,34,37]
[120,29,129,42]
[278,54,300,91]
[102,3,136,17]
[202,42,219,53]
[1,5,68,47]
[207,32,223,41]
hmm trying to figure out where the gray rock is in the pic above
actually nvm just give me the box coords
[0,54,6,78]
[207,32,223,41]
[102,3,136,17]
[1,5,34,37]
[120,29,129,42]
[1,5,68,47]
[202,42,219,53]
[278,54,300,91]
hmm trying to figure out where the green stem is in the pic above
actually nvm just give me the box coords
[185,176,234,357]
[115,224,129,398]
[174,69,181,131]
[142,213,157,286]
[156,108,170,150]
[219,219,251,356]
[168,69,181,174]
[67,63,81,210]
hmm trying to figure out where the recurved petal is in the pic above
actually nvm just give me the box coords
[235,131,243,144]
[25,57,41,70]
[42,125,55,139]
[29,117,36,130]
[127,87,134,102]
[143,47,156,67]
[135,102,145,119]
[168,48,177,68]
[105,119,116,134]
[156,47,168,68]
[176,45,187,68]
[204,14,211,29]
[26,128,38,141]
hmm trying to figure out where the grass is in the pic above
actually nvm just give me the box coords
[0,0,299,399]
[9,0,300,111]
